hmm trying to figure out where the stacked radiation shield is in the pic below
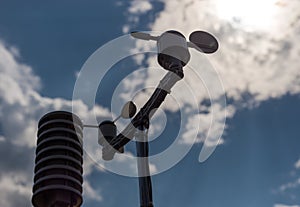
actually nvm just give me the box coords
[32,111,83,207]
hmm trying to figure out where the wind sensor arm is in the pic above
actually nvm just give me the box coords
[102,69,183,160]
[130,31,159,41]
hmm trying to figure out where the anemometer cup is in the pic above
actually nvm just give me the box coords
[157,30,191,70]
[98,120,124,160]
[98,120,117,146]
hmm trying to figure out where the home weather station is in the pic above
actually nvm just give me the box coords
[31,30,219,207]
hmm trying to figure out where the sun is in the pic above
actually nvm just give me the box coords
[214,0,280,31]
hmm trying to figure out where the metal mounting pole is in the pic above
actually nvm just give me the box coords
[135,118,153,207]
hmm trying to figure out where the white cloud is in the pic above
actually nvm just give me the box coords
[122,0,300,150]
[274,159,300,204]
[149,162,158,174]
[150,0,300,101]
[0,40,111,206]
[83,180,102,202]
[279,178,300,192]
[0,172,32,207]
[295,159,300,169]
[128,0,152,14]
[122,0,159,34]
[274,204,300,207]
[0,135,5,142]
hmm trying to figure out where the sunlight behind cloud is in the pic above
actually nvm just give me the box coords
[213,0,279,31]
[122,0,300,164]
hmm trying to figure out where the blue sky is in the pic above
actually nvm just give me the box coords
[0,0,300,207]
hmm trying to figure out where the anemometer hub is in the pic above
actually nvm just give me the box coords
[98,120,116,146]
[157,30,190,71]
[98,120,124,160]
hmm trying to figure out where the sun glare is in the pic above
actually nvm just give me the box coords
[214,0,279,31]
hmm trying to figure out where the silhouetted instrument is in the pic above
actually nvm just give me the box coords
[102,30,218,161]
[101,30,218,207]
[32,111,83,207]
